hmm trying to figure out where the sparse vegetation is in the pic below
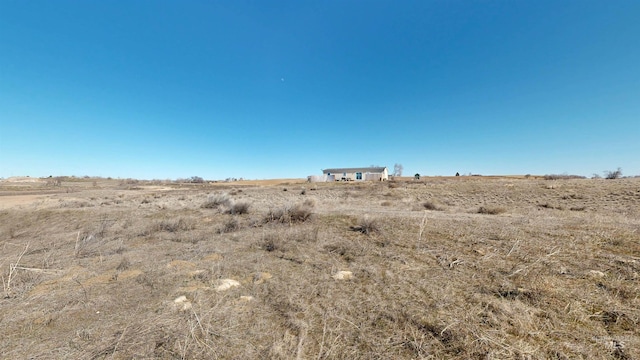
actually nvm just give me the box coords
[201,192,231,208]
[350,216,380,235]
[1,176,639,358]
[544,174,586,180]
[150,217,196,233]
[393,163,403,176]
[258,233,285,252]
[538,203,564,210]
[219,217,240,233]
[226,200,251,215]
[605,167,623,179]
[477,206,506,214]
[264,202,314,224]
[422,200,443,211]
[189,176,204,183]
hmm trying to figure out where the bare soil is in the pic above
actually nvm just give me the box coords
[1,176,639,359]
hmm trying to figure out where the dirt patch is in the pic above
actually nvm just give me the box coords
[0,194,50,209]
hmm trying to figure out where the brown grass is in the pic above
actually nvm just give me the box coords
[477,206,507,214]
[1,176,639,358]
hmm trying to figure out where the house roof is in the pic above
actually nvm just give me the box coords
[322,167,387,174]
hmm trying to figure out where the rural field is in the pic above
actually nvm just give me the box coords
[0,175,638,359]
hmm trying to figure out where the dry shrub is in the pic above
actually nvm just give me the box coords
[258,233,285,252]
[350,216,380,235]
[264,208,287,223]
[265,203,313,224]
[423,201,443,211]
[570,206,587,211]
[151,217,196,233]
[544,174,586,180]
[74,233,103,257]
[219,218,240,233]
[477,206,506,215]
[323,243,358,262]
[74,220,114,257]
[289,204,313,222]
[202,192,231,208]
[226,201,250,215]
[538,203,564,210]
[605,167,623,180]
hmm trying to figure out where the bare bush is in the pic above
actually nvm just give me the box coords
[150,218,196,233]
[605,167,622,180]
[202,192,231,209]
[219,218,240,233]
[258,233,285,252]
[288,203,314,223]
[264,203,313,224]
[74,233,102,258]
[350,216,380,235]
[393,163,403,176]
[226,201,251,215]
[544,174,586,180]
[189,176,204,183]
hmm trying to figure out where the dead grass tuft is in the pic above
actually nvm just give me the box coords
[116,257,131,271]
[202,192,231,208]
[150,217,196,233]
[350,216,380,235]
[477,206,506,215]
[258,233,286,252]
[226,200,251,215]
[423,201,443,211]
[264,203,314,224]
[538,203,565,210]
[219,218,240,233]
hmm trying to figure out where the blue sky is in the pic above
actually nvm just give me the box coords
[1,1,639,179]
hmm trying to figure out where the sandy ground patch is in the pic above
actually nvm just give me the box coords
[0,194,50,209]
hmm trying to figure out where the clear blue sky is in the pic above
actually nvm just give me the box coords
[1,1,639,179]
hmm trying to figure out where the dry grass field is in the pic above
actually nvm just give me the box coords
[1,176,639,359]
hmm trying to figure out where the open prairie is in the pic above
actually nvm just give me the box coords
[1,176,639,359]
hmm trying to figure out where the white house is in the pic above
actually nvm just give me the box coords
[309,167,389,182]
